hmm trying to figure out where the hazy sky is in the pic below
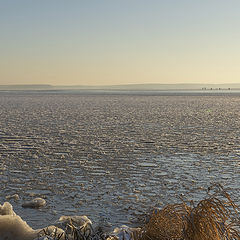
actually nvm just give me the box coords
[1,1,240,86]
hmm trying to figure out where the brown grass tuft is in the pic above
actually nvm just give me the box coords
[140,185,240,240]
[140,204,189,240]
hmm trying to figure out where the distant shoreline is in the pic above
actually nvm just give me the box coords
[1,83,240,91]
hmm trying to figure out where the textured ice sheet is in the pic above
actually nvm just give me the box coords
[0,93,239,229]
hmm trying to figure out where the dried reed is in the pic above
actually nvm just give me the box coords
[141,184,240,240]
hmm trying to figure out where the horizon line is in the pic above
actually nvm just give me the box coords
[1,82,240,87]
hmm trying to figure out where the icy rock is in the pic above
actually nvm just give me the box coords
[0,214,38,240]
[107,225,141,240]
[0,202,16,216]
[0,203,33,240]
[22,197,46,208]
[55,215,93,236]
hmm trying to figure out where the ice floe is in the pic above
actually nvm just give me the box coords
[22,197,46,208]
[5,193,20,201]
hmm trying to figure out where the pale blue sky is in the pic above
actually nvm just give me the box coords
[1,1,240,85]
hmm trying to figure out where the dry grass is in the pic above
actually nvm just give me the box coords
[140,204,189,240]
[141,184,240,240]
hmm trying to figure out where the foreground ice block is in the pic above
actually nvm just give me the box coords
[0,202,64,240]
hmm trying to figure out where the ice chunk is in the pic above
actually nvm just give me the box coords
[107,225,141,240]
[0,215,38,240]
[22,197,46,208]
[0,202,16,216]
[55,215,92,227]
[0,202,64,240]
[5,194,20,201]
[55,215,93,237]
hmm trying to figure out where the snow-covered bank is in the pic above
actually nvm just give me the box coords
[0,202,39,240]
[0,201,141,240]
[1,186,240,240]
[0,202,83,240]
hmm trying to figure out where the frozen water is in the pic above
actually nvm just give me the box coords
[0,92,239,230]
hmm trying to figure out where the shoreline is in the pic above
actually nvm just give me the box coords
[1,186,239,240]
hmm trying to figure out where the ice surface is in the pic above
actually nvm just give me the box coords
[0,93,239,229]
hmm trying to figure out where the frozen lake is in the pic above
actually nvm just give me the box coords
[0,91,239,229]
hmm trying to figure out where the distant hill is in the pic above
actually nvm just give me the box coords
[79,83,240,90]
[1,83,240,90]
[40,83,240,90]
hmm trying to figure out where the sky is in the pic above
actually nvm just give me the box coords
[1,0,240,86]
